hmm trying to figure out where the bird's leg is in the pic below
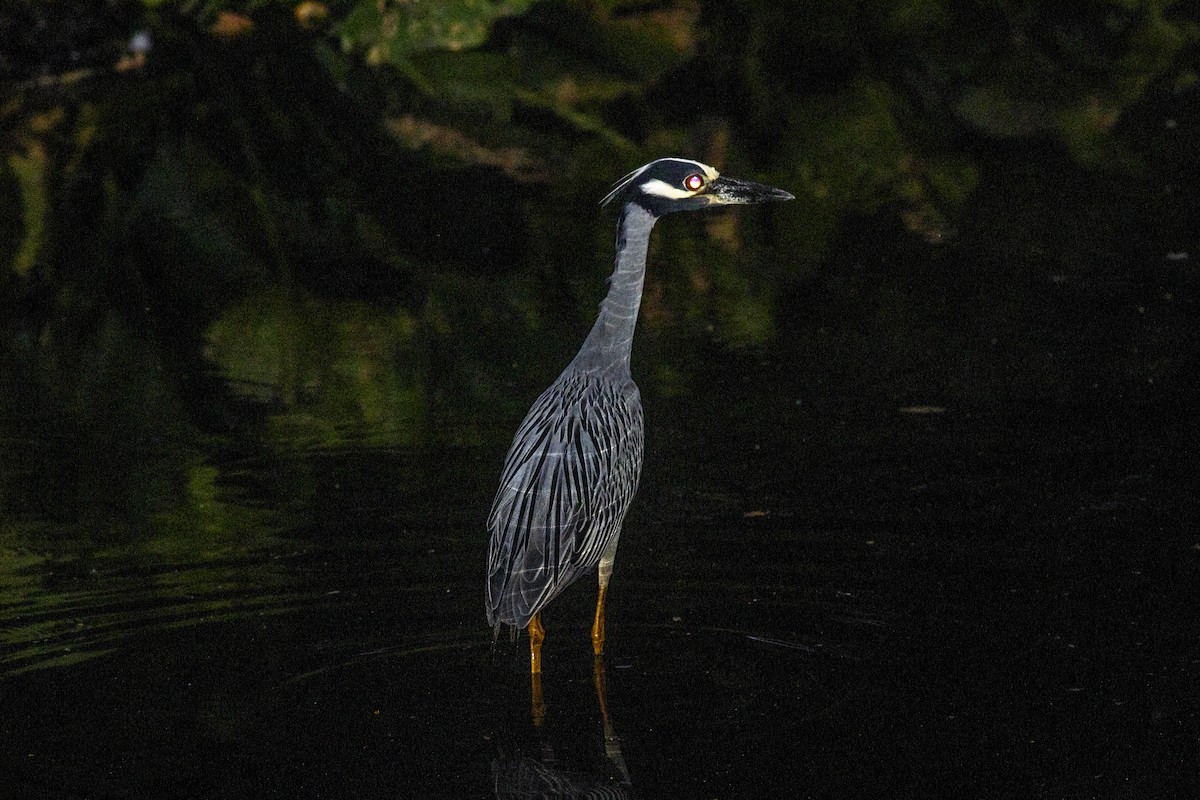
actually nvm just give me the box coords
[530,670,546,728]
[593,656,630,782]
[528,612,545,674]
[591,587,608,655]
[591,558,613,656]
[528,613,547,725]
[593,655,612,729]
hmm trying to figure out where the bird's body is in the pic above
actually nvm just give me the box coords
[486,158,792,674]
[485,369,643,628]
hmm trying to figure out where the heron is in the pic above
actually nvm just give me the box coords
[486,157,793,674]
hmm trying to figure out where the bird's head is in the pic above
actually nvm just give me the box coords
[600,157,794,216]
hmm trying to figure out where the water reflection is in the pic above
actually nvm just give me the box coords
[494,659,634,799]
[0,537,316,677]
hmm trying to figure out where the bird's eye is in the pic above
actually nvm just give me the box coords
[683,173,705,191]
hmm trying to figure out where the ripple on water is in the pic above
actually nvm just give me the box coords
[0,543,339,677]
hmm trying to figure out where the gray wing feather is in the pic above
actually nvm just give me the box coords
[486,372,644,628]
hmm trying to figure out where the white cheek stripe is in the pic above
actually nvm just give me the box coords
[642,178,699,200]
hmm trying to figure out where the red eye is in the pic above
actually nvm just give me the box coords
[684,173,705,191]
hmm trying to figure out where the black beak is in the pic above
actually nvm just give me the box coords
[708,175,795,205]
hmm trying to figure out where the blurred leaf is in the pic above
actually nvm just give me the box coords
[385,114,547,181]
[339,0,534,64]
[600,4,699,81]
[211,10,254,38]
[790,79,909,210]
[6,142,50,278]
[407,50,517,117]
[955,84,1057,138]
[512,86,638,151]
[1108,3,1187,101]
[294,1,329,29]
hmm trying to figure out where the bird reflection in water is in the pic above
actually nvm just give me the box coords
[492,658,633,799]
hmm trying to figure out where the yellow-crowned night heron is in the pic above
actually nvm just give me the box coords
[487,157,793,673]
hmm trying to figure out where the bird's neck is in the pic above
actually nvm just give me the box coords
[573,202,657,374]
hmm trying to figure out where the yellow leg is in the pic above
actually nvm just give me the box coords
[591,558,613,656]
[530,670,546,728]
[591,586,608,655]
[528,612,544,674]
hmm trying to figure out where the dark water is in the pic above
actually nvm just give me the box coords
[4,141,1200,798]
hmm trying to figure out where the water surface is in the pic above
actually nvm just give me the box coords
[3,134,1200,799]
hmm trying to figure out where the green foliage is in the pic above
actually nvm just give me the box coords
[339,0,534,62]
[2,0,1198,543]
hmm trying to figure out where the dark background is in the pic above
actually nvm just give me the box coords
[2,2,1199,797]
